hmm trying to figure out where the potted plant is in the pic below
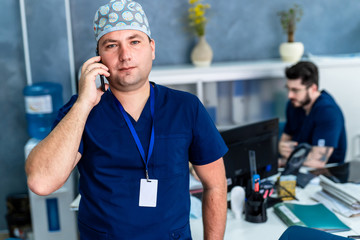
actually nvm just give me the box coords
[188,0,213,67]
[277,4,304,63]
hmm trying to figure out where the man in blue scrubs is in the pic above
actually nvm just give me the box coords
[25,1,228,239]
[278,61,346,168]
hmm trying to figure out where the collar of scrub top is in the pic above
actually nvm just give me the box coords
[114,82,155,181]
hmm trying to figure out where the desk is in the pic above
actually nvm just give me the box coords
[70,177,360,239]
[190,181,360,240]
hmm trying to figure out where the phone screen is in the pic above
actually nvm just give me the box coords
[99,75,106,92]
[96,50,106,92]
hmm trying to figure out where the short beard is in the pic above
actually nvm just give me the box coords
[291,92,311,108]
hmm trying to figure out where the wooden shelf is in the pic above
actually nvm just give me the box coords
[150,57,360,161]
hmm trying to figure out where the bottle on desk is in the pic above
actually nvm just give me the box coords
[230,186,245,219]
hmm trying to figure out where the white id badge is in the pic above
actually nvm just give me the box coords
[139,179,158,207]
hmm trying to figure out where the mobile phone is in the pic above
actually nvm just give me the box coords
[96,50,106,92]
[99,74,106,92]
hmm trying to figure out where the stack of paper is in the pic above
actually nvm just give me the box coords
[311,175,360,217]
[312,191,360,218]
[319,175,360,209]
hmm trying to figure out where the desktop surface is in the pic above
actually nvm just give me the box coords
[190,180,360,240]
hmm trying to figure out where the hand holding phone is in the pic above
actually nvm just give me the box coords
[78,56,110,108]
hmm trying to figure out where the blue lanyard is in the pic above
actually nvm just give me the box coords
[115,83,155,181]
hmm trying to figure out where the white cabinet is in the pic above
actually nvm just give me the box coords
[150,60,289,128]
[150,58,360,161]
[150,60,289,102]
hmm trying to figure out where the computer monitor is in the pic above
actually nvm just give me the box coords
[220,118,279,191]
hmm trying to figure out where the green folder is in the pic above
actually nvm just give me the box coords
[274,202,351,233]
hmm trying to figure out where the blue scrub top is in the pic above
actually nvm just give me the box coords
[279,226,349,240]
[284,90,346,164]
[53,82,228,240]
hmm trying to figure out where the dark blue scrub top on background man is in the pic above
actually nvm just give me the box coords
[284,90,346,164]
[53,82,228,240]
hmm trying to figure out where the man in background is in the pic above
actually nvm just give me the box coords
[278,61,346,168]
[25,0,228,239]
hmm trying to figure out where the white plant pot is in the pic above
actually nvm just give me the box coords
[279,42,304,63]
[191,36,213,67]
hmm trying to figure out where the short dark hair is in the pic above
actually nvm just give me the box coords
[285,61,319,87]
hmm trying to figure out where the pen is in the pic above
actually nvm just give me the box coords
[263,189,269,199]
[253,174,260,192]
[269,188,274,197]
[348,235,360,239]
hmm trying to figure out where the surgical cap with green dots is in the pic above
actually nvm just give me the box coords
[93,0,151,42]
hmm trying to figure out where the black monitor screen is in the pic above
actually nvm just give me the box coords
[220,118,279,190]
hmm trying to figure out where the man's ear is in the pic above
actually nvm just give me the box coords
[310,83,318,92]
[150,39,155,60]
